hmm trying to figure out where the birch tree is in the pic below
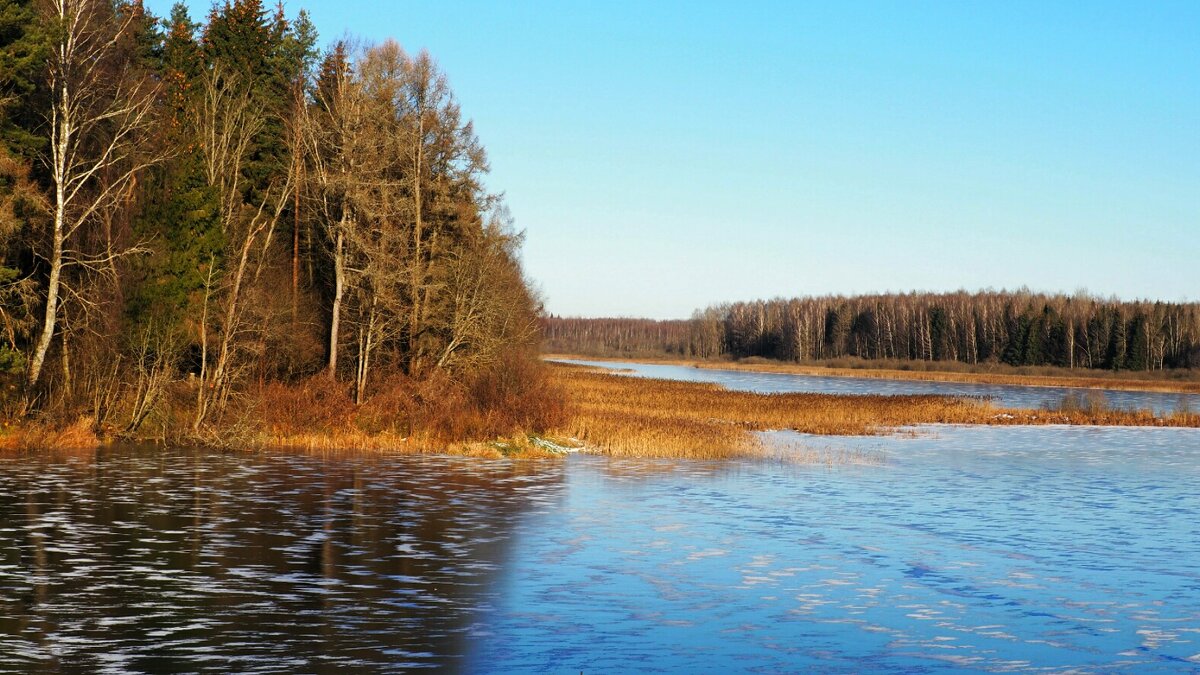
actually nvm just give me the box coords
[305,43,363,378]
[28,0,161,388]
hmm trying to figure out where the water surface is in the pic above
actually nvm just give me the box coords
[2,429,1199,672]
[471,426,1200,672]
[0,449,565,672]
[557,358,1200,415]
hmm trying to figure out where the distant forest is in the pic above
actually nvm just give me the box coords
[544,291,1200,371]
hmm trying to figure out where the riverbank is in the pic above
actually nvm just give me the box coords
[543,353,1200,394]
[0,421,580,460]
[0,364,572,459]
[548,362,1200,458]
[8,361,1198,461]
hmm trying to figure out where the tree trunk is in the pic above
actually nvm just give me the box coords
[328,227,345,377]
[355,298,377,405]
[409,116,424,370]
[27,90,70,388]
[292,171,300,322]
[27,230,62,388]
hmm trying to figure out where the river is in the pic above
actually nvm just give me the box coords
[2,364,1199,672]
[556,358,1200,416]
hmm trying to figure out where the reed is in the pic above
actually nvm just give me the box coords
[549,364,1200,459]
[0,415,101,453]
[263,430,580,459]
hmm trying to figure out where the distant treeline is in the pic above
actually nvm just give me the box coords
[542,317,691,357]
[545,291,1200,371]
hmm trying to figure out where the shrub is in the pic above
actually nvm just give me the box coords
[469,353,568,436]
[256,376,356,434]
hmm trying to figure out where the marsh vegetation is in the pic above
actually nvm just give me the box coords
[549,363,1200,459]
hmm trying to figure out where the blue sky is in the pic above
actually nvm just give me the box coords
[147,1,1200,319]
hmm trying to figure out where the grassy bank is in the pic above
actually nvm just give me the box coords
[1,359,571,459]
[548,363,1200,459]
[0,424,577,460]
[7,360,1197,461]
[544,353,1200,394]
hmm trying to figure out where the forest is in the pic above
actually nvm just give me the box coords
[545,291,1200,372]
[542,317,691,358]
[0,0,561,445]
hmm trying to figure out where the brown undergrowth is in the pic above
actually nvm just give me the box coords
[250,356,569,458]
[3,356,571,458]
[550,363,1200,459]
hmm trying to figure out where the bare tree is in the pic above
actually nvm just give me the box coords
[436,210,538,372]
[191,65,293,427]
[393,47,487,372]
[28,0,162,388]
[304,43,368,379]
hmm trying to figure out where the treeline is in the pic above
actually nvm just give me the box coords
[542,317,691,357]
[0,0,558,440]
[548,291,1200,371]
[706,292,1200,370]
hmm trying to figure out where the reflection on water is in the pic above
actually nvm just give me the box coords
[2,427,1199,672]
[0,448,566,672]
[558,358,1200,415]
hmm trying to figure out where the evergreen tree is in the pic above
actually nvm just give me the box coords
[1002,314,1029,366]
[1047,313,1069,367]
[1126,313,1149,372]
[0,0,46,371]
[203,0,288,203]
[929,306,949,361]
[126,154,223,346]
[116,0,164,70]
[0,0,46,158]
[1106,315,1128,371]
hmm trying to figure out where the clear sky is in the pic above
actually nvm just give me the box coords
[148,0,1200,319]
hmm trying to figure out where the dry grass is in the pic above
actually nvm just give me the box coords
[263,429,579,460]
[549,364,1200,459]
[544,353,1200,394]
[0,415,101,454]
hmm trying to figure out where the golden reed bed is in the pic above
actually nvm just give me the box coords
[550,363,1200,459]
[7,365,1196,461]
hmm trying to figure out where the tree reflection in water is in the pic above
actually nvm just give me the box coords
[0,447,565,672]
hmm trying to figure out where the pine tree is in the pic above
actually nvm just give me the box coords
[0,0,46,371]
[126,154,223,346]
[0,0,46,158]
[1106,315,1128,371]
[929,306,949,361]
[1126,313,1150,372]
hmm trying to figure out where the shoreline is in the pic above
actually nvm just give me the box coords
[7,362,1198,461]
[543,353,1200,395]
[0,421,581,460]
